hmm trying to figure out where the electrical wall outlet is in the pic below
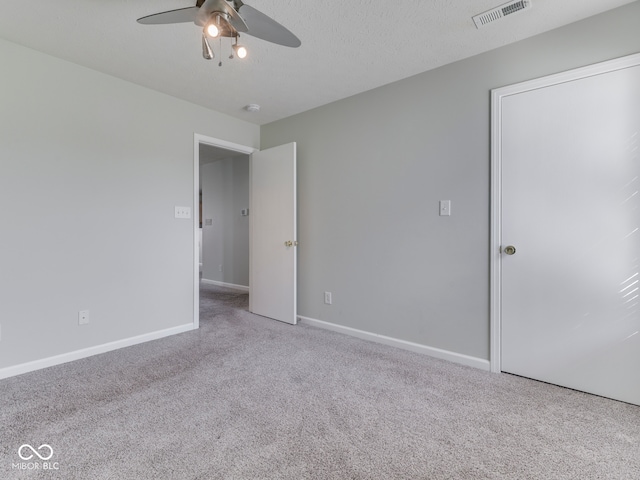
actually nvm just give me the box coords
[219,264,223,272]
[78,310,90,325]
[324,292,332,305]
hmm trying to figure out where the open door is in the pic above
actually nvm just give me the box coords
[250,143,297,324]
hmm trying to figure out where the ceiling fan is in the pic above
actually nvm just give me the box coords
[137,0,301,62]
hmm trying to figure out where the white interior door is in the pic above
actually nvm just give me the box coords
[250,143,297,324]
[497,56,640,405]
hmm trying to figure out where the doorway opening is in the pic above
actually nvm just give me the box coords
[193,134,257,329]
[200,147,250,288]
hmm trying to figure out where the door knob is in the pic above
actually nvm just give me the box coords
[503,245,516,255]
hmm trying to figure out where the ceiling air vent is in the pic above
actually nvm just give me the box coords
[473,0,532,29]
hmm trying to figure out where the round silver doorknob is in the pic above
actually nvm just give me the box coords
[504,245,516,255]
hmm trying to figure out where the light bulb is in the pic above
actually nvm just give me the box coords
[205,23,220,38]
[234,45,247,59]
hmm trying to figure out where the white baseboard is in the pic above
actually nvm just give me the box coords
[0,323,196,380]
[200,278,249,293]
[298,316,491,371]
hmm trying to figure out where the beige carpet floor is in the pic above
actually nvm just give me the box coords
[1,283,639,479]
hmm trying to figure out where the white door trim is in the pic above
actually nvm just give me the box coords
[193,134,257,329]
[489,52,640,374]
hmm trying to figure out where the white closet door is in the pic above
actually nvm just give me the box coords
[499,60,640,405]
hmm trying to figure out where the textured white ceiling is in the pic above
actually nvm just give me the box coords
[0,0,635,125]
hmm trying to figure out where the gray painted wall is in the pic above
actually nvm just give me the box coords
[261,2,640,361]
[0,38,258,370]
[201,155,250,287]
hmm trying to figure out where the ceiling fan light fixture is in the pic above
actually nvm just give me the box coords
[138,1,301,65]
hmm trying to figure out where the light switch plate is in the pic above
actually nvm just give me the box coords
[175,206,191,219]
[439,200,451,216]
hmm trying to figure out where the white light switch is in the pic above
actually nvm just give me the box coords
[175,206,191,219]
[439,200,451,216]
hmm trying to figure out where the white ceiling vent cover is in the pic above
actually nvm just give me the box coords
[473,0,532,29]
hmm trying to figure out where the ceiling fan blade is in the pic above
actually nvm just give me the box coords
[137,7,199,25]
[195,0,248,32]
[236,4,301,48]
